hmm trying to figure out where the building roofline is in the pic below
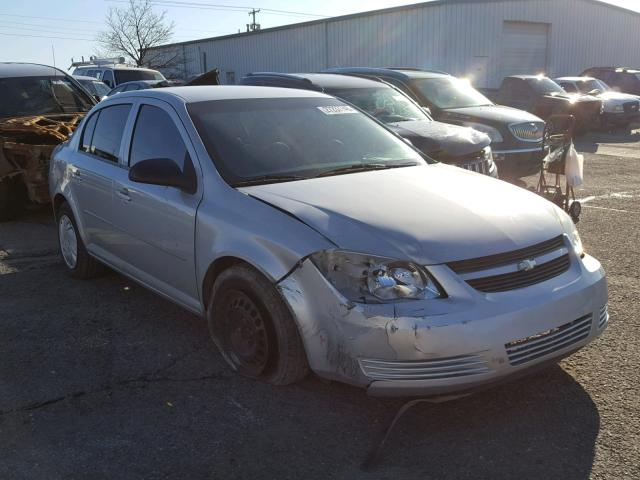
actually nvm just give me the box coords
[149,0,640,51]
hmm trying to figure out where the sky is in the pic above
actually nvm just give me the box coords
[0,0,638,72]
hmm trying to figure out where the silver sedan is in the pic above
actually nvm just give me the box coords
[49,86,608,397]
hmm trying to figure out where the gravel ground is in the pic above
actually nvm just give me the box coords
[0,130,638,479]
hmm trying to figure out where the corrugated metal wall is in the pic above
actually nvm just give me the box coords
[155,0,640,88]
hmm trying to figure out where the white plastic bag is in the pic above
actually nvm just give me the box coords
[565,142,584,187]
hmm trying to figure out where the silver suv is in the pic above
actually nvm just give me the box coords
[49,86,607,397]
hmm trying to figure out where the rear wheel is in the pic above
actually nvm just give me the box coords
[0,177,26,221]
[207,264,309,385]
[56,202,103,279]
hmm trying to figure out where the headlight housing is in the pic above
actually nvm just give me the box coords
[311,250,444,303]
[568,225,584,257]
[463,122,504,143]
[483,146,498,176]
[612,104,624,113]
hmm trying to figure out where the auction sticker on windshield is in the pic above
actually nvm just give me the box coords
[317,105,357,115]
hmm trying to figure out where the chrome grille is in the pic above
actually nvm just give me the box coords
[360,354,489,381]
[466,254,570,293]
[505,315,592,366]
[598,304,609,329]
[509,122,545,142]
[448,236,565,274]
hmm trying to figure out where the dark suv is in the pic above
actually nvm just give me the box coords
[491,76,602,132]
[325,68,545,179]
[241,72,496,176]
[581,67,640,96]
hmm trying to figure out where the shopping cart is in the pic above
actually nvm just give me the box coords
[536,114,582,223]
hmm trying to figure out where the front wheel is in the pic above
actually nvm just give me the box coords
[207,264,309,385]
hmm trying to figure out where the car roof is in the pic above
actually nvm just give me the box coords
[555,77,596,82]
[117,80,166,87]
[325,67,451,80]
[107,85,332,104]
[0,62,69,78]
[246,72,385,90]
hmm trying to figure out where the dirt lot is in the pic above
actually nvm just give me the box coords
[0,130,638,479]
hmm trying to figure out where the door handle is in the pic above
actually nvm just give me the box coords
[71,169,83,182]
[116,188,132,202]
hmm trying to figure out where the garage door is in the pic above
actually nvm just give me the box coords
[501,22,549,78]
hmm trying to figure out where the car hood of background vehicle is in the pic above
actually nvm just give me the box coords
[387,120,490,157]
[241,164,566,265]
[440,104,543,124]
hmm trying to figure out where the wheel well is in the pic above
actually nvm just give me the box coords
[53,194,67,216]
[202,256,245,310]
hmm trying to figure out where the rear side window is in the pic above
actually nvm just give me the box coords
[89,104,132,162]
[129,105,188,169]
[80,112,99,153]
[123,84,141,92]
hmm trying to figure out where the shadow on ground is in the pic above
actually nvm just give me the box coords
[0,260,600,479]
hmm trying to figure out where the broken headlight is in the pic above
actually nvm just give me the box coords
[311,250,444,303]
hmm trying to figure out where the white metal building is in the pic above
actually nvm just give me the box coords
[150,0,640,88]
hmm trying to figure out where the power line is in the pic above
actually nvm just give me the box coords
[0,24,97,36]
[0,12,102,24]
[0,19,98,32]
[105,0,327,18]
[0,31,93,41]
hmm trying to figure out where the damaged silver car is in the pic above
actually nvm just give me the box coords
[50,86,608,397]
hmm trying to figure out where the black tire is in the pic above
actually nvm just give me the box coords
[0,177,26,221]
[56,202,103,279]
[207,264,309,385]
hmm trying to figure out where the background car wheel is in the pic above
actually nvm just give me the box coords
[207,264,309,385]
[56,202,103,279]
[0,177,26,222]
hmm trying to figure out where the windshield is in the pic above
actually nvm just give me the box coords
[188,98,425,186]
[91,81,111,96]
[325,87,429,123]
[409,77,492,109]
[0,76,94,118]
[114,69,165,84]
[575,79,609,94]
[526,78,566,95]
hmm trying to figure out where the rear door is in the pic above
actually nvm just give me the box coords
[109,99,202,311]
[69,103,133,252]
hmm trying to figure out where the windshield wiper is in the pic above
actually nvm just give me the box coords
[315,162,416,178]
[232,174,305,187]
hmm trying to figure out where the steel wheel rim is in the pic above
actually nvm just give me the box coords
[59,214,78,269]
[222,290,270,376]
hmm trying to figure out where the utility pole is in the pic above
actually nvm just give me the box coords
[246,8,261,32]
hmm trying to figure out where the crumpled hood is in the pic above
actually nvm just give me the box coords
[242,164,567,265]
[387,120,490,158]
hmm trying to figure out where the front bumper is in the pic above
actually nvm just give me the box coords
[278,252,607,397]
[601,111,639,126]
[493,147,544,178]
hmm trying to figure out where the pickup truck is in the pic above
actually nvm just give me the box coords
[484,76,602,132]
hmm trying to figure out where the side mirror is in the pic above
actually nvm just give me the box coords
[129,158,196,194]
[421,106,432,116]
[93,94,102,103]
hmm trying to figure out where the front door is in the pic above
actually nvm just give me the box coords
[110,100,202,311]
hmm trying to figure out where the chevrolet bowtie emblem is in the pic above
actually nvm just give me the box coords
[517,259,536,272]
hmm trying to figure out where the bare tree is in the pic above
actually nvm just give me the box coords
[98,0,180,70]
